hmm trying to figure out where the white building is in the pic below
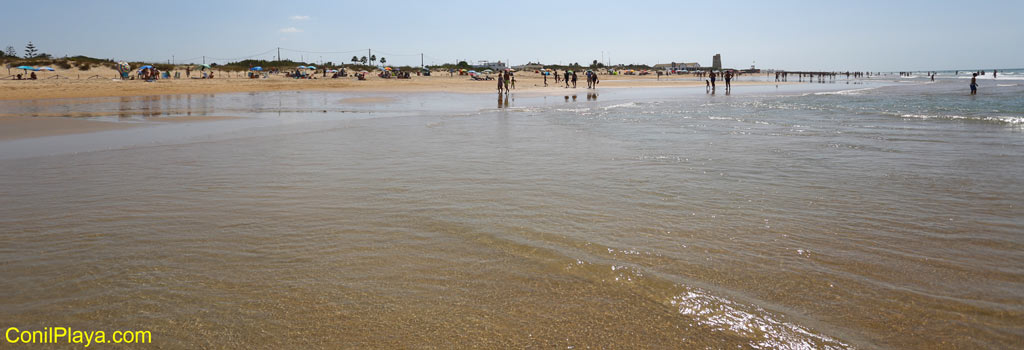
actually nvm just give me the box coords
[474,60,507,70]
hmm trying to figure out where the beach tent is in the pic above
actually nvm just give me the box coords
[250,66,263,71]
[137,65,153,72]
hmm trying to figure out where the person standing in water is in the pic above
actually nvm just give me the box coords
[970,73,978,95]
[709,70,717,90]
[993,70,997,79]
[497,73,505,94]
[724,71,732,90]
[571,71,578,88]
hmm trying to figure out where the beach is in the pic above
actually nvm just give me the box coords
[0,65,773,101]
[0,66,782,140]
[1,76,1022,348]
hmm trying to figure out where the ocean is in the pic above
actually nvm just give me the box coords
[1,74,1022,348]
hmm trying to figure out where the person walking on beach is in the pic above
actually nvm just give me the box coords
[564,70,571,88]
[510,71,516,90]
[186,66,191,78]
[543,71,548,86]
[970,73,978,95]
[571,71,578,88]
[497,73,505,94]
[709,70,717,90]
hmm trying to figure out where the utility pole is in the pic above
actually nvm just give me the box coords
[172,55,174,65]
[202,56,205,64]
[421,53,424,68]
[277,47,280,62]
[368,49,371,66]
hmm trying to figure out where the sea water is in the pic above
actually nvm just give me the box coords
[1,78,1022,349]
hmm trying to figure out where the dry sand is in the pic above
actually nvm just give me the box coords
[1,65,774,101]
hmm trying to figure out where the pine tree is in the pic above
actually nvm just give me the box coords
[24,42,37,58]
[4,46,16,58]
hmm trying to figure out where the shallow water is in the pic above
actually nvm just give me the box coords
[1,81,1022,349]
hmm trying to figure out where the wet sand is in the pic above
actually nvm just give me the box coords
[0,115,246,140]
[0,116,143,141]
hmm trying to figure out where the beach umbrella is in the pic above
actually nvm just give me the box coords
[250,66,263,71]
[15,65,34,73]
[297,66,307,69]
[307,65,316,70]
[385,67,392,71]
[197,64,210,70]
[116,61,131,73]
[36,67,55,71]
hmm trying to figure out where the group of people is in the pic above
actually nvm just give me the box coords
[14,72,37,80]
[706,70,733,92]
[585,70,600,88]
[497,70,516,94]
[379,70,411,79]
[537,69,600,90]
[138,67,161,81]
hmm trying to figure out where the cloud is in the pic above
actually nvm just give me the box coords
[289,15,310,20]
[280,27,303,33]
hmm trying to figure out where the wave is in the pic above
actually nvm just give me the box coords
[602,102,638,110]
[812,87,879,96]
[957,75,1024,80]
[901,114,1024,125]
[555,107,591,113]
[670,288,851,349]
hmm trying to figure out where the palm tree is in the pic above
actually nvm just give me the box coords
[380,57,386,65]
[370,54,377,66]
[351,56,358,64]
[360,56,367,65]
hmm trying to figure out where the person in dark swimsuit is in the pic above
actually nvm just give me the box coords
[970,73,978,95]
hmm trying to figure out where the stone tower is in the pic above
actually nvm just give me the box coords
[712,54,721,70]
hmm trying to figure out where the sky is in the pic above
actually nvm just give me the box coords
[1,0,1021,71]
